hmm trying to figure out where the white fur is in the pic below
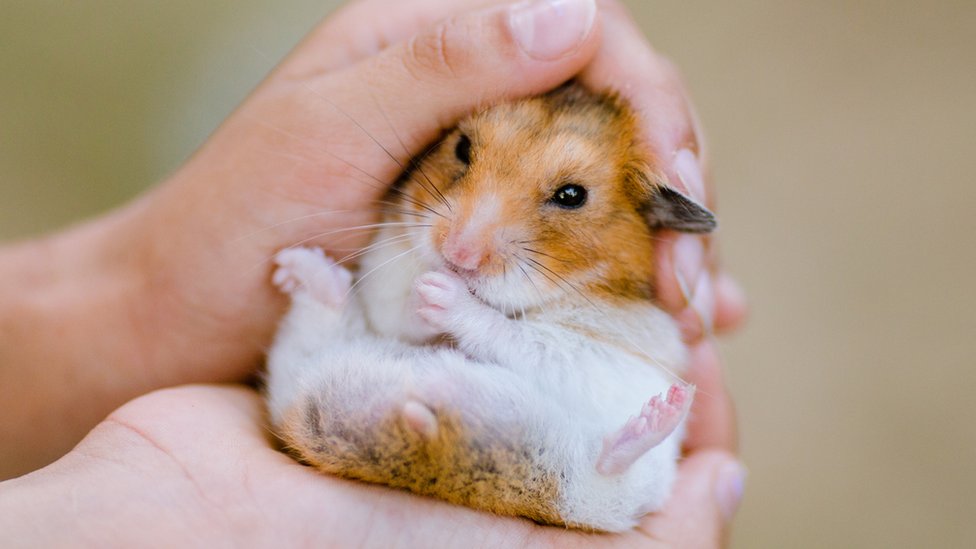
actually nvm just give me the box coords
[267,228,688,532]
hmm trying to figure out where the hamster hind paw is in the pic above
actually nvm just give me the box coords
[401,400,439,439]
[273,246,352,307]
[595,384,695,476]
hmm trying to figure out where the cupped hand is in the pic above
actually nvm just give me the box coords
[128,0,744,386]
[0,360,742,547]
[3,0,745,481]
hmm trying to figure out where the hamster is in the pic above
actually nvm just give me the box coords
[264,82,716,532]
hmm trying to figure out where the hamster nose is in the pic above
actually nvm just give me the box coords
[442,235,486,271]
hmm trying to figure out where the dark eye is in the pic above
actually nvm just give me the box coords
[550,184,587,209]
[455,134,471,165]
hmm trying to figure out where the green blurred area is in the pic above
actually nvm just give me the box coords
[2,1,975,547]
[0,0,340,237]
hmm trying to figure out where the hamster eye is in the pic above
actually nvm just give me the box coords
[455,134,471,165]
[550,184,587,209]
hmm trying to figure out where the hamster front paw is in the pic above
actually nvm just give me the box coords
[414,270,479,333]
[273,246,352,308]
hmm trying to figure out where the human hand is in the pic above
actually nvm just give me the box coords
[129,0,744,388]
[1,0,745,480]
[0,373,742,547]
[0,0,601,475]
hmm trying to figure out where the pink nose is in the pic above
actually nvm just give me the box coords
[442,236,485,271]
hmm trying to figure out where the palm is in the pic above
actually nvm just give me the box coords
[57,386,721,548]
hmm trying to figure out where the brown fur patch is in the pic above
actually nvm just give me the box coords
[395,82,662,306]
[279,397,566,526]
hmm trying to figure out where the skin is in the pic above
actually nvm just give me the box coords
[0,380,736,548]
[0,0,746,545]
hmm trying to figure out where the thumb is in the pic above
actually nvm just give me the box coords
[641,450,746,548]
[304,0,600,179]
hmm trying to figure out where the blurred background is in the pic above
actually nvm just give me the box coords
[2,0,974,546]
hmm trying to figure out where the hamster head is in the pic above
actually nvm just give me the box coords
[392,83,714,315]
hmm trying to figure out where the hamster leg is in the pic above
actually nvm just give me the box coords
[266,246,363,423]
[273,246,352,308]
[595,384,694,476]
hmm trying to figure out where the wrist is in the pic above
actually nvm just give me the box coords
[0,206,150,477]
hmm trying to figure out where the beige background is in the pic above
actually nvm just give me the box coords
[2,1,974,547]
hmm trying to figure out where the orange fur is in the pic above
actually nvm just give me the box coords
[397,83,661,305]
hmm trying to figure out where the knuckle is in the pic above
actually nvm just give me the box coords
[403,19,470,80]
[654,53,688,87]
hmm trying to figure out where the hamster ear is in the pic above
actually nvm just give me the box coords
[647,186,717,233]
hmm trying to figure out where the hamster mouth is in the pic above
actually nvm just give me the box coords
[439,261,496,305]
[443,263,489,298]
[442,262,478,279]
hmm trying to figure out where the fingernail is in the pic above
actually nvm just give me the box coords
[672,234,705,302]
[691,271,715,336]
[673,148,707,204]
[509,0,597,60]
[715,461,747,521]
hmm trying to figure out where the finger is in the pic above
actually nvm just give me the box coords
[278,0,600,207]
[713,271,748,332]
[581,3,735,339]
[654,231,712,342]
[681,340,737,454]
[639,449,745,548]
[579,2,706,203]
[283,0,505,76]
[653,231,700,313]
[654,232,746,341]
[346,0,599,138]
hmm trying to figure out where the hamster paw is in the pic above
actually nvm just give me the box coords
[401,400,439,440]
[273,246,352,307]
[414,270,474,332]
[596,384,695,476]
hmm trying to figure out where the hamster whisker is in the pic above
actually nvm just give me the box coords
[520,246,571,265]
[514,263,531,321]
[375,199,432,217]
[241,114,446,221]
[248,48,454,223]
[382,209,432,221]
[389,189,446,220]
[343,243,425,301]
[523,257,597,309]
[228,209,359,244]
[519,257,686,384]
[333,233,418,267]
[238,221,428,281]
[250,46,412,183]
[293,221,430,243]
[517,260,549,318]
[290,72,409,174]
[367,89,453,214]
[376,203,435,221]
[242,113,382,184]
